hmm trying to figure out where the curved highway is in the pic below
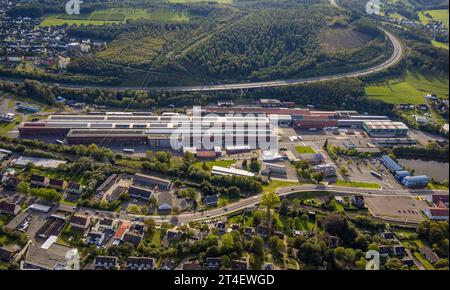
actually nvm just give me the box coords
[1,30,403,92]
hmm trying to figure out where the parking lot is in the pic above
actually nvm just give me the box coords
[365,196,428,223]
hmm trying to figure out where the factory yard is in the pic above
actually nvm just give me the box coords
[365,196,429,223]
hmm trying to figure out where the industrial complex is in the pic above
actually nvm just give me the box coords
[18,106,410,149]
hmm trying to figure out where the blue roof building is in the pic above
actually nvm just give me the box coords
[205,195,219,207]
[380,155,403,172]
[395,170,411,181]
[402,175,430,188]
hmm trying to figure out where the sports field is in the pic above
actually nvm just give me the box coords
[39,8,189,26]
[365,70,449,104]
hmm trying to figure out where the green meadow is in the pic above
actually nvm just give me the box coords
[419,9,449,28]
[365,70,449,104]
[39,8,189,26]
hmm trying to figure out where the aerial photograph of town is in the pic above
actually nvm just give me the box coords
[0,0,448,282]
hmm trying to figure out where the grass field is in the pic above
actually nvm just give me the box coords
[334,180,381,189]
[365,70,449,104]
[432,40,449,50]
[262,180,300,193]
[0,115,22,136]
[193,160,235,170]
[419,9,449,28]
[295,146,316,154]
[40,8,189,26]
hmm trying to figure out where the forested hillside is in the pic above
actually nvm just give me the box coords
[0,0,393,85]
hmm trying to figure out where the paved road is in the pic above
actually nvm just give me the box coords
[60,184,447,225]
[0,30,403,92]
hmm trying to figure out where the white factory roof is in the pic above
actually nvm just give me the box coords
[13,156,67,168]
[363,121,408,130]
[211,166,255,177]
[261,150,284,162]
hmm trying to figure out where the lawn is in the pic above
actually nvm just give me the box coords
[413,252,435,270]
[262,180,300,193]
[366,70,449,104]
[0,114,22,136]
[39,8,189,27]
[334,180,381,189]
[432,40,449,50]
[295,146,316,154]
[419,10,449,28]
[193,160,235,170]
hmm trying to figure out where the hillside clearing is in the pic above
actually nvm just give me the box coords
[365,70,449,104]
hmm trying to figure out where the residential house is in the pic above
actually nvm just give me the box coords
[231,259,248,270]
[392,245,405,256]
[419,247,439,264]
[217,222,227,234]
[205,195,219,207]
[128,185,153,202]
[0,201,20,215]
[86,232,105,246]
[125,257,155,270]
[244,227,255,237]
[133,173,172,190]
[123,230,144,246]
[66,182,83,195]
[98,218,116,230]
[183,261,202,270]
[48,178,66,191]
[30,174,48,187]
[166,229,182,241]
[379,245,389,257]
[381,232,395,240]
[205,257,221,270]
[157,192,173,215]
[160,258,177,270]
[257,224,270,239]
[94,256,118,270]
[70,214,90,231]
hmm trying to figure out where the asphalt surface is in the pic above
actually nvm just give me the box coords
[0,30,403,92]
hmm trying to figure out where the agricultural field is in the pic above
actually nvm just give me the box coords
[39,8,189,27]
[365,70,449,104]
[419,9,449,28]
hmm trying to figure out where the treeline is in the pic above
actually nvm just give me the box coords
[0,76,394,115]
[392,142,449,162]
[183,7,342,80]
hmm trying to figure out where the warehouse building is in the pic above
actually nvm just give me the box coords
[362,121,408,137]
[211,166,255,178]
[19,113,276,150]
[401,175,430,188]
[380,155,403,173]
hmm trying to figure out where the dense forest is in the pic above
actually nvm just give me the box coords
[1,0,393,86]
